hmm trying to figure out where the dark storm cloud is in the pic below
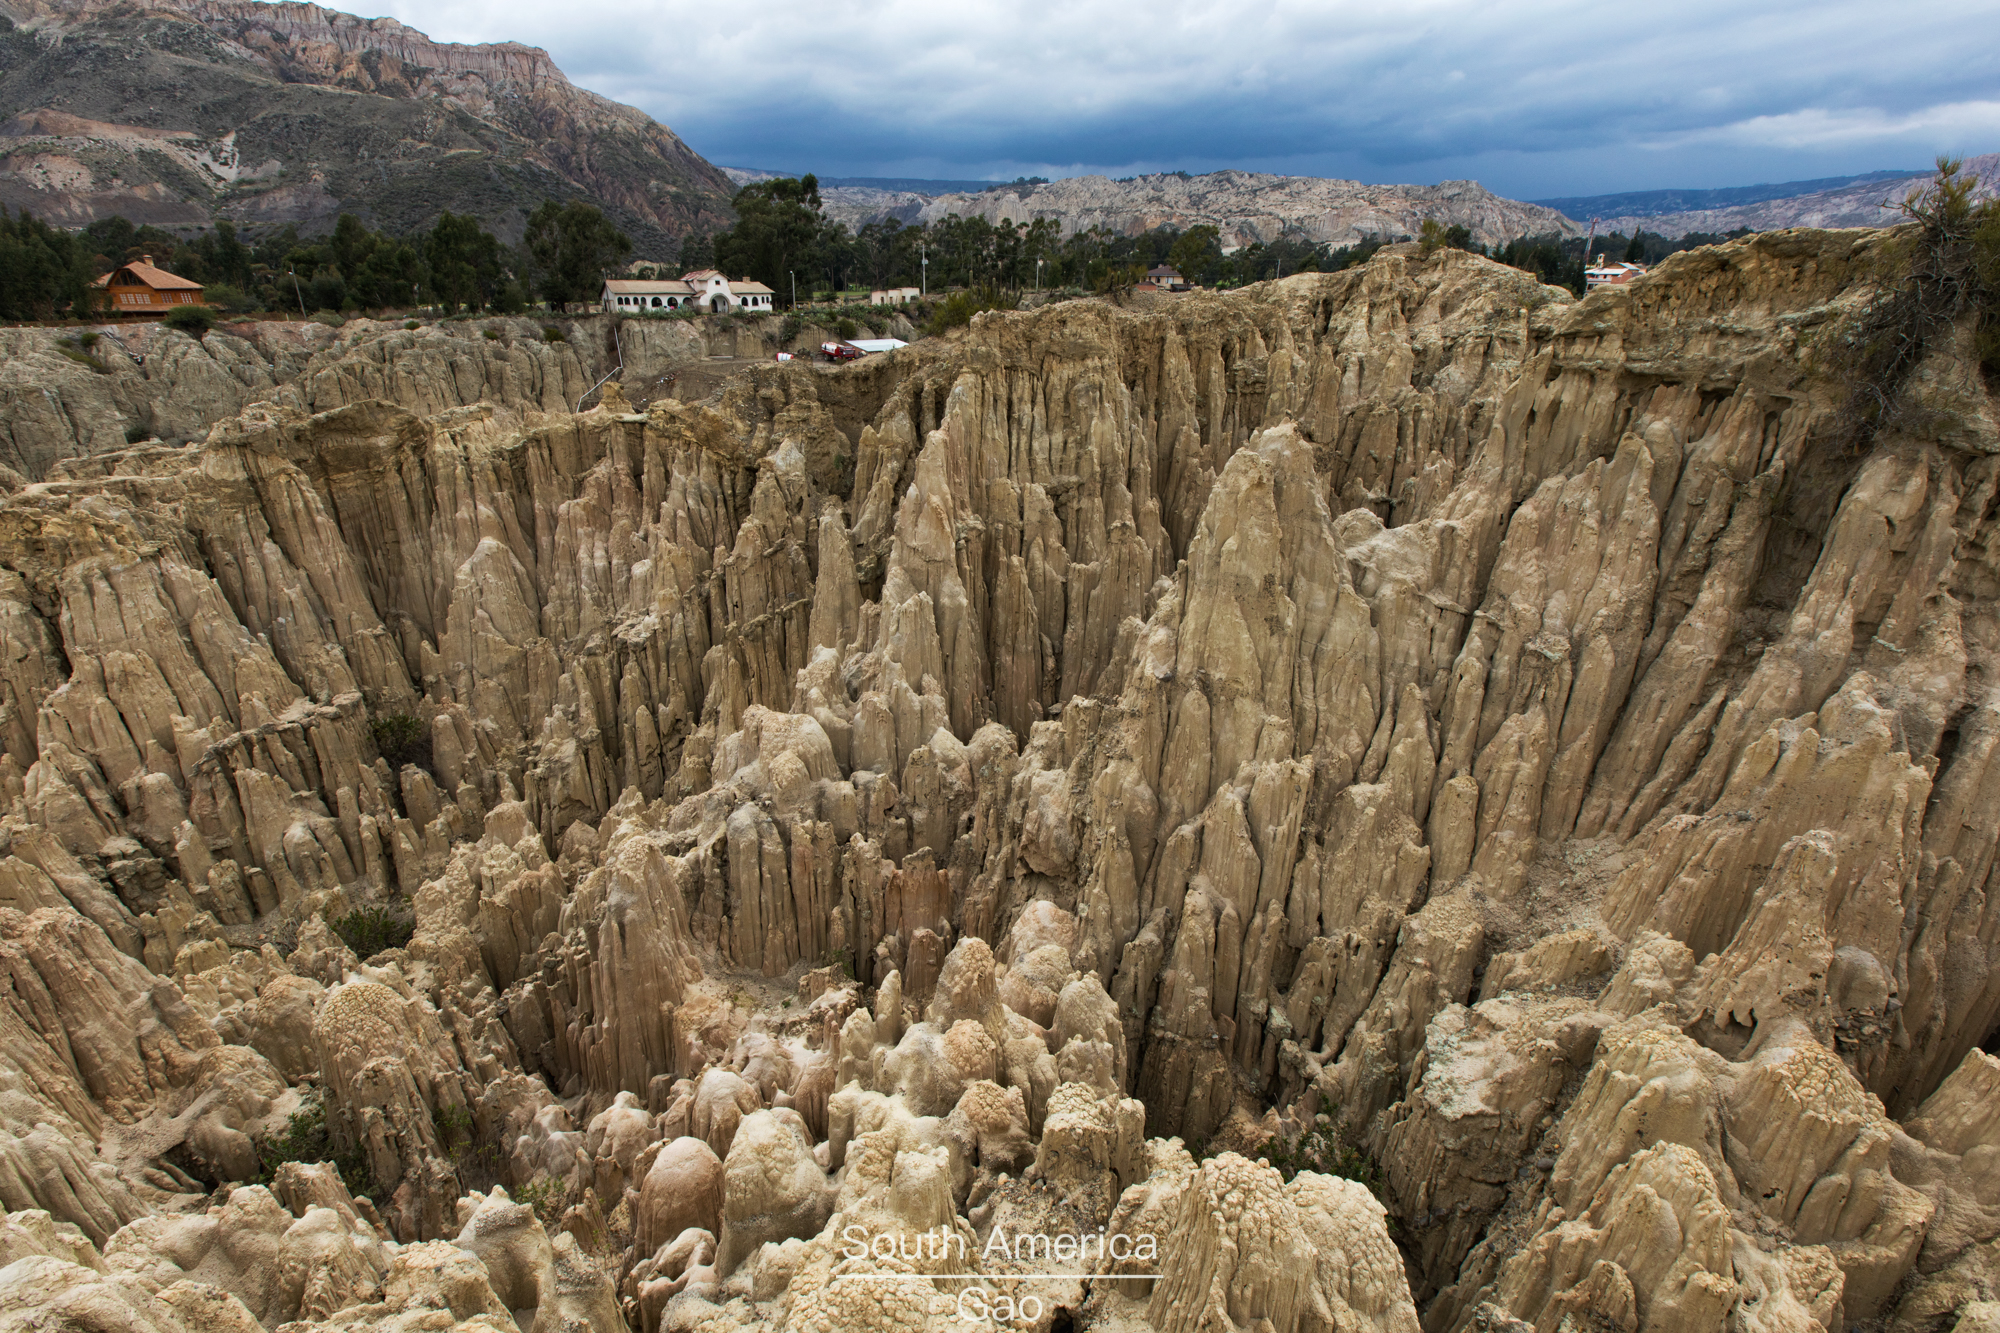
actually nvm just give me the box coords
[377,0,2000,195]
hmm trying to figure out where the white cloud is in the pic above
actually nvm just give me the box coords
[1647,101,2000,151]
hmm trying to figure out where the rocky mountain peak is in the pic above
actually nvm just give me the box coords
[0,0,735,244]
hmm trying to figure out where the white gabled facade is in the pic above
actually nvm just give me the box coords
[601,272,778,314]
[681,271,776,312]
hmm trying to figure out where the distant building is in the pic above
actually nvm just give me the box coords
[94,256,202,318]
[682,271,774,312]
[1146,264,1189,291]
[602,278,695,311]
[1585,261,1647,288]
[731,280,776,310]
[870,287,920,306]
[601,272,775,313]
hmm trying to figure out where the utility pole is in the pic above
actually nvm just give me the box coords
[290,269,305,317]
[920,242,928,297]
[789,270,795,309]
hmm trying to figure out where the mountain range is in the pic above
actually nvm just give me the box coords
[1577,157,2000,239]
[762,169,1582,249]
[0,0,736,251]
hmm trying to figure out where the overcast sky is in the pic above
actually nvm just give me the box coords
[372,0,2000,200]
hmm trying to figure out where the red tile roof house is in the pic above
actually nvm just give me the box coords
[93,256,203,318]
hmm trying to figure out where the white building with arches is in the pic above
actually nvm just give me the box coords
[601,278,694,312]
[601,272,778,314]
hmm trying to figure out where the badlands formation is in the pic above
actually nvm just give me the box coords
[813,169,1579,251]
[1,229,2000,1333]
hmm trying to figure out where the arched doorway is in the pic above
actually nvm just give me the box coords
[651,297,662,307]
[710,295,729,313]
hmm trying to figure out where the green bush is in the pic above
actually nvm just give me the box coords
[331,903,415,959]
[258,1090,374,1197]
[371,713,430,769]
[1418,219,1474,256]
[55,338,105,372]
[162,304,216,337]
[202,282,256,313]
[483,328,502,341]
[925,285,1009,335]
[405,320,420,330]
[1823,156,2000,452]
[515,1175,566,1225]
[542,325,565,343]
[779,312,804,343]
[835,317,858,339]
[1255,1116,1383,1198]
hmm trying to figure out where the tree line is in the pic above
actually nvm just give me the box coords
[0,169,1776,326]
[698,175,1375,299]
[0,199,634,323]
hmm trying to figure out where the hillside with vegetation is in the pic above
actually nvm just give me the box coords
[0,0,735,251]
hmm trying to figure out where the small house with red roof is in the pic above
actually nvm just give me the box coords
[93,255,203,318]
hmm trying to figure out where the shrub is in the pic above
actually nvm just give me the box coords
[76,331,97,349]
[310,310,344,328]
[371,712,430,769]
[1823,156,2000,453]
[434,1102,502,1187]
[1255,1115,1383,1198]
[542,326,565,343]
[835,317,858,339]
[162,304,216,337]
[925,285,1008,335]
[1419,219,1474,256]
[483,328,501,340]
[55,338,105,372]
[779,312,804,343]
[202,282,255,313]
[515,1175,566,1225]
[258,1090,374,1198]
[331,903,415,959]
[405,320,420,330]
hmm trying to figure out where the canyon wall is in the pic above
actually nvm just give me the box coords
[1,231,1998,1333]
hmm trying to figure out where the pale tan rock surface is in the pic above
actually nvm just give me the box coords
[5,231,2000,1332]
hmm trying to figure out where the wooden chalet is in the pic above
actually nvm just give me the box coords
[93,255,204,318]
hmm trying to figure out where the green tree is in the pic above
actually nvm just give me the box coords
[679,232,715,273]
[1168,224,1222,286]
[329,214,378,285]
[0,208,96,319]
[713,176,825,304]
[162,304,216,337]
[424,211,505,314]
[524,200,633,309]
